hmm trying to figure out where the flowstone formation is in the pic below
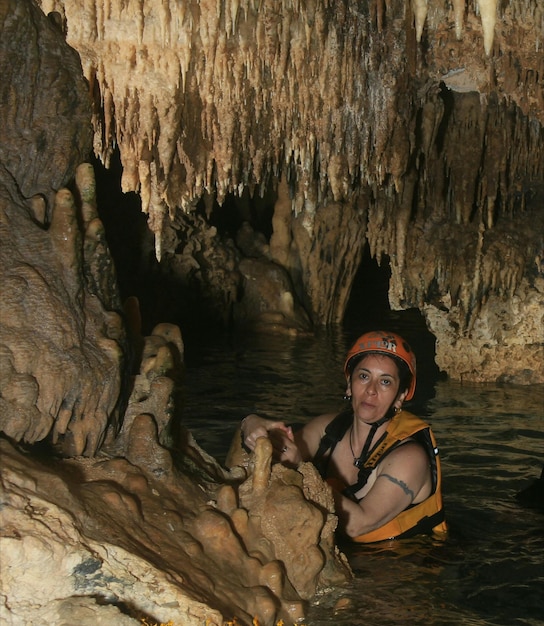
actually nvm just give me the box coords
[0,4,351,624]
[35,0,544,382]
[1,356,351,625]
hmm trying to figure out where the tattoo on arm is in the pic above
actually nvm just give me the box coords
[380,473,415,501]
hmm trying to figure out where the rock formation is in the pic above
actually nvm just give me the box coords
[33,0,544,382]
[0,145,351,622]
[1,378,351,625]
[0,0,543,623]
[0,3,352,624]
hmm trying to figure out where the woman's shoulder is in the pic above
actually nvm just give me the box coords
[382,438,429,469]
[295,411,340,453]
[316,410,339,423]
[307,411,340,431]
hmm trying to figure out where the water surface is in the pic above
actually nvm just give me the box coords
[181,326,544,626]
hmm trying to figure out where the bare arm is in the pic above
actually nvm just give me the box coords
[332,442,431,539]
[293,413,336,460]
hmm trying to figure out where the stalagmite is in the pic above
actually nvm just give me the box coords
[75,163,98,228]
[49,188,81,281]
[252,436,273,495]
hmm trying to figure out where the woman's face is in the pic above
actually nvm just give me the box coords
[346,353,406,423]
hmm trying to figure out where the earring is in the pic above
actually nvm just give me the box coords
[343,394,352,401]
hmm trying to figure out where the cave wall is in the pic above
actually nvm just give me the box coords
[0,5,353,624]
[0,1,128,455]
[0,2,541,621]
[25,0,544,383]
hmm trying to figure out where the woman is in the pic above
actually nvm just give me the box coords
[240,330,447,543]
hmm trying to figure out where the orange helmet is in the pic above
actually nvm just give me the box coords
[344,330,417,400]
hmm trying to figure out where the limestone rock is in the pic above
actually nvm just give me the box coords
[235,257,312,334]
[0,165,126,456]
[0,0,92,208]
[0,439,223,626]
[424,277,544,384]
[27,0,543,382]
[0,396,352,625]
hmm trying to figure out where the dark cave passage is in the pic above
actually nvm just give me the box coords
[92,149,441,401]
[343,244,391,329]
[342,246,442,402]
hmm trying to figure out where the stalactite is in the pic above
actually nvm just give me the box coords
[412,0,428,42]
[478,0,498,55]
[452,0,465,40]
[376,0,385,32]
[33,0,544,315]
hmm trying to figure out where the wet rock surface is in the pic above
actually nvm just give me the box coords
[0,2,542,623]
[1,399,351,625]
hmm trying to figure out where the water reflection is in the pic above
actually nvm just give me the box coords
[181,328,544,626]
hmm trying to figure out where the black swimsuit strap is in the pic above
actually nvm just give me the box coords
[313,409,353,477]
[354,413,392,468]
[314,406,399,498]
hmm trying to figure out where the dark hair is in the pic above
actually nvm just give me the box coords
[392,356,412,397]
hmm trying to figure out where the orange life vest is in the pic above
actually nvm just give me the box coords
[318,410,447,543]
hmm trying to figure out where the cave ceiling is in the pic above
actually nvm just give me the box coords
[13,0,544,382]
[2,5,543,624]
[36,0,543,241]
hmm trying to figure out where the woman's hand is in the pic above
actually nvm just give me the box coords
[268,427,301,467]
[240,414,269,450]
[241,414,299,465]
